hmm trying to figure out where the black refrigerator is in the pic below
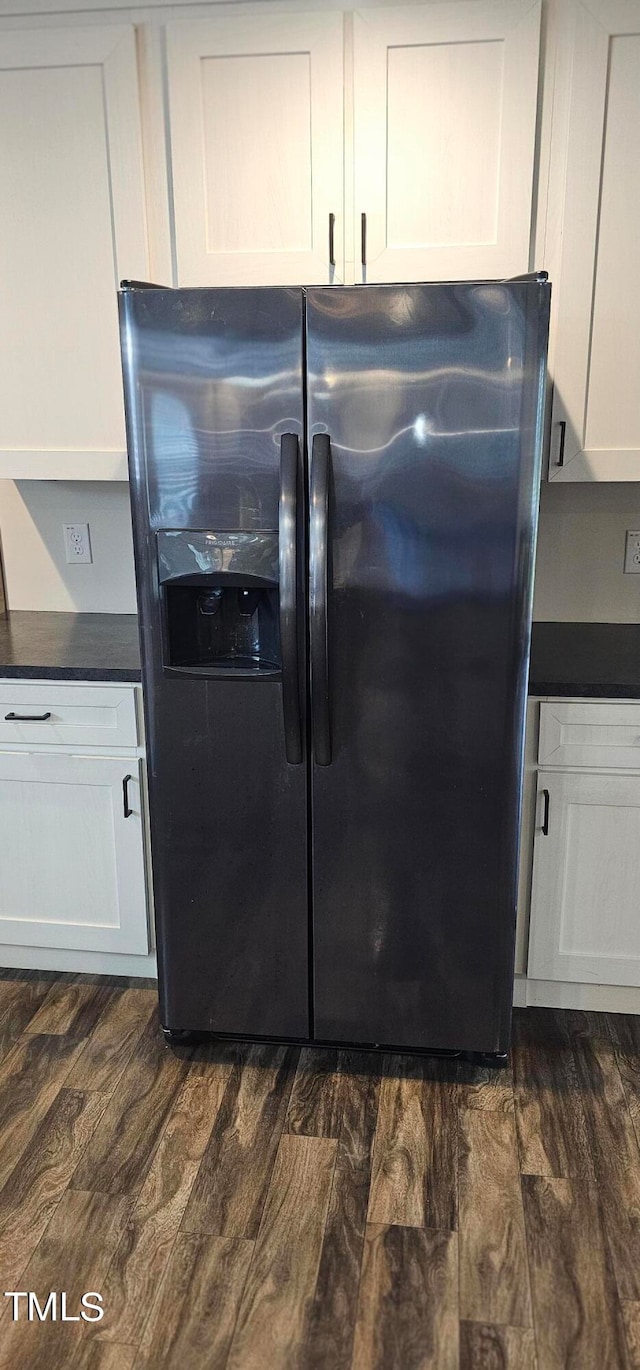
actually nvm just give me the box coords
[119,278,549,1059]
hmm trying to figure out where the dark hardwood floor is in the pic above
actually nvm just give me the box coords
[0,973,638,1367]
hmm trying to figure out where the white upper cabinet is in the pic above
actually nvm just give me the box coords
[0,26,148,480]
[352,1,541,282]
[546,0,640,481]
[166,12,345,286]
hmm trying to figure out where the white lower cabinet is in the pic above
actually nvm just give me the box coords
[0,748,149,956]
[527,768,640,987]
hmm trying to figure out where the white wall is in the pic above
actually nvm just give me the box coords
[0,480,137,613]
[533,482,640,622]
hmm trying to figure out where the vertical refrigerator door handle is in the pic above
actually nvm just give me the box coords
[309,434,331,766]
[279,434,303,765]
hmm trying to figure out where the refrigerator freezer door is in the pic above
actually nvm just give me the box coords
[120,286,309,1037]
[306,282,549,1053]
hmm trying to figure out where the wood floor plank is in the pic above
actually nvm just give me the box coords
[0,977,53,1056]
[3,988,639,1369]
[368,1055,457,1230]
[71,1343,137,1370]
[621,1301,640,1369]
[227,1132,336,1370]
[455,1058,515,1114]
[567,1011,640,1301]
[352,1223,458,1370]
[522,1174,628,1369]
[66,989,157,1095]
[0,1033,84,1191]
[607,1013,640,1151]
[69,1014,190,1196]
[459,1321,537,1368]
[181,1043,298,1239]
[135,1232,253,1370]
[512,1009,593,1179]
[96,1049,234,1346]
[0,1087,109,1290]
[458,1107,532,1327]
[0,1189,132,1370]
[285,1047,343,1137]
[301,1050,381,1370]
[24,979,117,1039]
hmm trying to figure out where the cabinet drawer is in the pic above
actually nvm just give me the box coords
[539,701,640,770]
[0,684,138,749]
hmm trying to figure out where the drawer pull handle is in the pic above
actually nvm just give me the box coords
[123,774,133,819]
[5,711,52,722]
[541,788,550,835]
[556,420,566,467]
[328,212,335,268]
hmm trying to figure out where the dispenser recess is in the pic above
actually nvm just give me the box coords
[157,529,280,676]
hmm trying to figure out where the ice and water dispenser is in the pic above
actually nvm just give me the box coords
[157,530,281,675]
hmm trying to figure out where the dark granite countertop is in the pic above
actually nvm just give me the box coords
[529,622,640,698]
[0,612,141,682]
[0,612,638,697]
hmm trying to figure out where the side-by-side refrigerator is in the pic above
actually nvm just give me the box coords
[119,278,549,1058]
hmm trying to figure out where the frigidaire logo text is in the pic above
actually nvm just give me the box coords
[3,1292,104,1322]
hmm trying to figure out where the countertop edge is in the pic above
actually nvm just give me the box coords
[1,673,634,696]
[528,681,640,699]
[0,665,142,683]
[0,615,638,698]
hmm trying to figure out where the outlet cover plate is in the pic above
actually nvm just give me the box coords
[63,523,92,564]
[624,530,640,574]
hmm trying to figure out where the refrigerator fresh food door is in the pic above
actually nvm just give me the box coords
[306,281,549,1053]
[120,286,309,1038]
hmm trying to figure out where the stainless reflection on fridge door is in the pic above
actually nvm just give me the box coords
[120,285,309,1039]
[306,281,549,1053]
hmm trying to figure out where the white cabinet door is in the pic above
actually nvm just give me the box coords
[0,753,149,955]
[353,1,541,282]
[528,770,640,986]
[0,26,148,481]
[166,12,344,286]
[547,0,640,481]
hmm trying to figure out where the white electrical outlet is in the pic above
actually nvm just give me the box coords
[624,530,640,574]
[63,523,92,564]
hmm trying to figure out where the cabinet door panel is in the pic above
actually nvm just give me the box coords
[353,1,540,282]
[0,753,148,955]
[528,771,640,985]
[167,13,344,285]
[0,27,148,480]
[548,1,640,481]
